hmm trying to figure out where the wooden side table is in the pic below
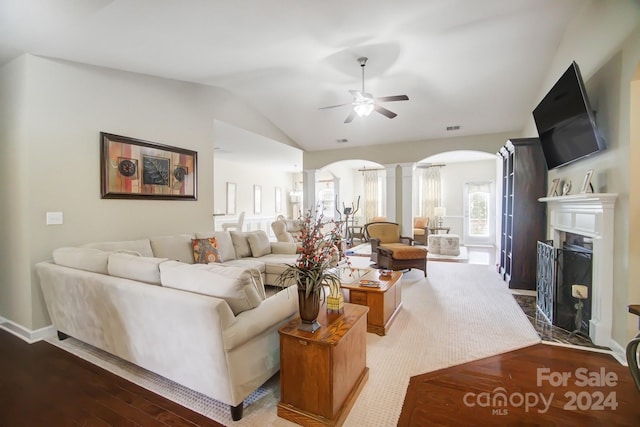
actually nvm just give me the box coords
[278,303,369,426]
[340,269,403,336]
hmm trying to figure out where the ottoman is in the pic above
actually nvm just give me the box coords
[428,234,461,256]
[377,245,428,277]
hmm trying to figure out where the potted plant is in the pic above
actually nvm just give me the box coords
[276,208,347,332]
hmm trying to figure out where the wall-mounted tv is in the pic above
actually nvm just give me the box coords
[532,61,605,170]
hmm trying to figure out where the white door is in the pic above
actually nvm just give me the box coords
[463,181,494,245]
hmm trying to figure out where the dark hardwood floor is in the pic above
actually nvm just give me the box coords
[3,326,639,426]
[0,330,223,427]
[398,343,640,426]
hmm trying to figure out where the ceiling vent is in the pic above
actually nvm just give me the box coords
[446,125,461,131]
[336,138,349,144]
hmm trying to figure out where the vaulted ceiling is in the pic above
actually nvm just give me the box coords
[1,0,582,153]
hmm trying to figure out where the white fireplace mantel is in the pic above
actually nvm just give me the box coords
[538,193,617,347]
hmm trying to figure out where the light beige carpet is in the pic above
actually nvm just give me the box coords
[47,260,540,426]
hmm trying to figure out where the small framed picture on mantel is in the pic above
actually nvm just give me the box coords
[547,178,560,197]
[580,169,594,194]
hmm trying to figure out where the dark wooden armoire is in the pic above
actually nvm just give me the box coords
[498,138,547,290]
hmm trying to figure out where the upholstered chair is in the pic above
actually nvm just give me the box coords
[363,216,388,241]
[413,217,430,245]
[221,211,245,232]
[364,222,428,276]
[271,219,303,243]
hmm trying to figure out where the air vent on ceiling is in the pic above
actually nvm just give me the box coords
[336,138,349,144]
[446,125,461,131]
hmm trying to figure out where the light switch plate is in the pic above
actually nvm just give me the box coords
[46,212,63,225]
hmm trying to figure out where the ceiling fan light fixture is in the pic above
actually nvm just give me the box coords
[354,103,374,117]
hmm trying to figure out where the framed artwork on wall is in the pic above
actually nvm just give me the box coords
[100,132,197,200]
[226,182,237,215]
[254,185,262,214]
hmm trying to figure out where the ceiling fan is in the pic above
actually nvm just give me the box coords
[320,57,409,123]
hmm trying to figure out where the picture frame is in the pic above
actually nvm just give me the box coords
[275,187,282,213]
[100,132,197,200]
[254,185,262,214]
[580,169,594,193]
[547,178,560,197]
[226,182,237,215]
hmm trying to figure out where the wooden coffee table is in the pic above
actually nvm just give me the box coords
[340,269,402,336]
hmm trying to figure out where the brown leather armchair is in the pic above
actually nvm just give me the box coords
[364,222,427,276]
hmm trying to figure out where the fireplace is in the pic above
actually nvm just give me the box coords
[538,193,616,347]
[537,236,593,334]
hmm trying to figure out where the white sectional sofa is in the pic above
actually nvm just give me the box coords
[35,230,300,421]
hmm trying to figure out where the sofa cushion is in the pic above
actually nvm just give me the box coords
[82,239,153,257]
[107,253,168,285]
[222,258,266,272]
[247,231,271,258]
[159,261,262,315]
[53,247,111,274]
[230,231,252,258]
[195,231,236,261]
[192,238,223,264]
[149,234,195,263]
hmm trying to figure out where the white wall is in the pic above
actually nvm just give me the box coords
[439,159,497,240]
[305,132,513,170]
[0,55,31,329]
[213,157,294,236]
[0,54,296,331]
[520,1,640,346]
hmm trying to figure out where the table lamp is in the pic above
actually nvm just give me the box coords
[434,206,446,227]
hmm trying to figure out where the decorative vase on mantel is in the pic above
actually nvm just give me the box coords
[297,288,321,332]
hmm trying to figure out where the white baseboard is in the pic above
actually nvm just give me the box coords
[541,339,628,366]
[609,339,627,366]
[0,316,55,343]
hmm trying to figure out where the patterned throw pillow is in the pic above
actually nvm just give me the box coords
[192,238,223,264]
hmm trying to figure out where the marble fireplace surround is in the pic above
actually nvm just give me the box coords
[538,193,617,348]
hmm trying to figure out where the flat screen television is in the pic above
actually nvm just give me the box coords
[532,61,605,169]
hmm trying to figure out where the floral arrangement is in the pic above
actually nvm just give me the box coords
[276,208,348,299]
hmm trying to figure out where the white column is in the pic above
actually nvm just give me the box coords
[303,169,318,214]
[399,163,416,238]
[383,164,397,223]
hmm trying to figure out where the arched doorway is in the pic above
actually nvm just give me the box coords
[417,150,497,245]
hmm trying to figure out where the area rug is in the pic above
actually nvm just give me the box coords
[347,243,469,262]
[46,261,540,426]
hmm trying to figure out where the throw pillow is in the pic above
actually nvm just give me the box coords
[230,231,252,258]
[195,231,237,261]
[192,238,223,264]
[246,230,272,258]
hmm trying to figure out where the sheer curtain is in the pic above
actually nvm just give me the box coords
[417,166,442,225]
[363,170,381,222]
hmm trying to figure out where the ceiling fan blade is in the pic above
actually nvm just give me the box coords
[375,95,409,102]
[374,104,397,119]
[319,103,351,110]
[344,111,356,123]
